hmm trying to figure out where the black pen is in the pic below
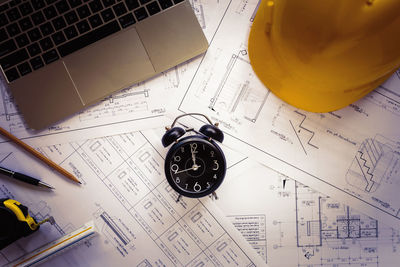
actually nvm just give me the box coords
[0,166,54,190]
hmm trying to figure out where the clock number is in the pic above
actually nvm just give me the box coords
[206,182,211,188]
[175,177,180,184]
[185,184,188,189]
[174,156,181,162]
[171,164,179,174]
[210,151,214,157]
[181,147,184,153]
[213,160,219,170]
[193,182,201,192]
[213,174,217,179]
[190,143,197,153]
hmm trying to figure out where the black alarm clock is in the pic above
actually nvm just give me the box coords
[162,113,226,199]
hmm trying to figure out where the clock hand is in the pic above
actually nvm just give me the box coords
[175,165,201,174]
[191,150,197,166]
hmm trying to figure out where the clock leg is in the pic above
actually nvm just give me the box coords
[211,192,218,200]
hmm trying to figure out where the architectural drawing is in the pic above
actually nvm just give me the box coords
[365,72,400,117]
[93,206,135,257]
[0,80,27,133]
[190,0,206,29]
[293,182,388,266]
[78,86,150,122]
[366,85,400,117]
[208,48,269,123]
[346,135,399,194]
[249,0,260,22]
[296,182,379,243]
[289,110,319,155]
[216,160,400,267]
[227,215,267,262]
[0,79,17,122]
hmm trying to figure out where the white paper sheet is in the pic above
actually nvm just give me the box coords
[171,0,400,229]
[216,158,400,266]
[0,127,265,266]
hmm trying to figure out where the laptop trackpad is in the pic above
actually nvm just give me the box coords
[63,27,155,104]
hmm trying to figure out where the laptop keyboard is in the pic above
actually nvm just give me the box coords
[0,0,184,83]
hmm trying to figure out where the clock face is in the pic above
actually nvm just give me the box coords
[164,136,226,198]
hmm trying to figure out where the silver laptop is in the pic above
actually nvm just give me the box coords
[0,0,207,129]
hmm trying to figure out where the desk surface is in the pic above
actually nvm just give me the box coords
[1,0,400,266]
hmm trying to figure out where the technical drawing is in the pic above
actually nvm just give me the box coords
[289,110,319,155]
[346,135,398,193]
[78,85,150,121]
[250,0,261,22]
[28,200,73,236]
[294,182,383,266]
[190,0,206,29]
[77,63,185,122]
[296,183,378,242]
[227,215,267,262]
[236,0,251,15]
[295,183,322,247]
[162,66,183,89]
[0,81,27,133]
[93,206,136,257]
[365,69,400,117]
[0,81,17,122]
[208,48,269,123]
[137,259,153,267]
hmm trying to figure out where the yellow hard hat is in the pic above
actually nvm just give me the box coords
[248,0,400,112]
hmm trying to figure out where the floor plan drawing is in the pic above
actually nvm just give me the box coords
[293,181,387,266]
[215,159,400,267]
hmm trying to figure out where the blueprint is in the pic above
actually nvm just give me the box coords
[216,159,400,266]
[171,0,400,229]
[0,127,264,266]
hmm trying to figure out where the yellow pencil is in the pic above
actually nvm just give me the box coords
[0,126,81,184]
